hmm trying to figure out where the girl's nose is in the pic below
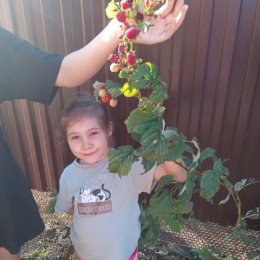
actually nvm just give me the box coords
[81,138,91,149]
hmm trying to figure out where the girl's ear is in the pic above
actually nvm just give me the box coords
[108,121,113,137]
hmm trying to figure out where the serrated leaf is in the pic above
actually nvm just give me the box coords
[200,171,220,202]
[105,0,119,19]
[118,69,130,79]
[130,62,160,90]
[108,146,138,176]
[172,200,193,214]
[148,189,173,220]
[164,132,186,161]
[126,108,163,142]
[141,125,167,163]
[165,215,183,232]
[141,157,155,173]
[213,159,225,177]
[199,147,216,163]
[179,174,196,200]
[130,78,148,89]
[139,211,160,245]
[154,175,174,191]
[105,80,122,97]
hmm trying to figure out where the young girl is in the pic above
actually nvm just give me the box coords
[55,94,187,260]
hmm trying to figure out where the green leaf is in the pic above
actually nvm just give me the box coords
[172,200,193,214]
[141,125,167,163]
[165,215,183,232]
[105,80,122,97]
[213,159,225,177]
[179,174,196,200]
[154,175,174,191]
[222,176,233,193]
[118,69,130,79]
[164,131,186,161]
[130,78,149,89]
[130,62,160,90]
[139,209,160,245]
[199,147,216,164]
[105,0,119,19]
[126,108,163,142]
[141,157,155,173]
[108,146,138,176]
[148,189,173,220]
[200,171,220,202]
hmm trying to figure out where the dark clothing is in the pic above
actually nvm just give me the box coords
[0,26,63,254]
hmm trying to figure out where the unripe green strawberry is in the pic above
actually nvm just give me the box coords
[110,63,120,73]
[109,98,118,108]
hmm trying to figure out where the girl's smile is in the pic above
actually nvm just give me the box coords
[66,116,112,164]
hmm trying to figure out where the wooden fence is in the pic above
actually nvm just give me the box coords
[0,0,259,228]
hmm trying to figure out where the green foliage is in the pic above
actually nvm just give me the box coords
[103,1,260,257]
[105,0,119,18]
[106,80,122,97]
[108,145,139,175]
[192,246,226,260]
[46,191,58,214]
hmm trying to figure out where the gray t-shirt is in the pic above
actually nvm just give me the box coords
[55,157,156,260]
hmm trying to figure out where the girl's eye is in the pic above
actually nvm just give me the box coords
[90,131,98,136]
[70,136,79,140]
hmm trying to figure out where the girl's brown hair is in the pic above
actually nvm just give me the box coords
[59,94,113,146]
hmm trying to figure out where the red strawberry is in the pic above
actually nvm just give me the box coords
[127,52,136,65]
[118,43,125,54]
[108,53,118,63]
[101,94,112,103]
[126,27,139,40]
[121,0,132,9]
[116,11,126,23]
[101,85,106,90]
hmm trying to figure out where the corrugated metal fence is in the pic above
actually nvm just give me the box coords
[0,0,259,227]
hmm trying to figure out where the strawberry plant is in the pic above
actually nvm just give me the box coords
[92,0,260,253]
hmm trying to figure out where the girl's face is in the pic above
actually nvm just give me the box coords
[66,116,112,164]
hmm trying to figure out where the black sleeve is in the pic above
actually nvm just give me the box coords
[0,27,64,105]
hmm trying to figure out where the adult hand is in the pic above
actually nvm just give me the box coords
[136,0,188,45]
[163,161,187,182]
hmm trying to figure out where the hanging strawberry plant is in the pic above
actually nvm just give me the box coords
[92,0,260,251]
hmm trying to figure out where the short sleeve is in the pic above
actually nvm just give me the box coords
[55,172,73,213]
[0,27,64,104]
[129,159,156,194]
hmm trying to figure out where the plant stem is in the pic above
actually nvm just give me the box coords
[235,192,242,227]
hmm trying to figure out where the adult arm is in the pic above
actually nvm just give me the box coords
[154,160,187,182]
[55,0,188,88]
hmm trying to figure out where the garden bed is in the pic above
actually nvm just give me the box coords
[20,190,260,260]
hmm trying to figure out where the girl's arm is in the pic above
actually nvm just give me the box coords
[55,0,188,88]
[154,160,187,182]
